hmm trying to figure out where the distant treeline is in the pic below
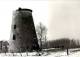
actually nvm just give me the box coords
[42,38,80,49]
[0,38,80,53]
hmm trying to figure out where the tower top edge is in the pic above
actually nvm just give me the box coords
[16,7,32,12]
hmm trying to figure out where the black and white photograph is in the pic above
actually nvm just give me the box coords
[0,0,80,57]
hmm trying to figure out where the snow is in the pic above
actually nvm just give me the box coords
[0,48,80,57]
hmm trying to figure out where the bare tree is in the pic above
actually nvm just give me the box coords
[36,22,47,50]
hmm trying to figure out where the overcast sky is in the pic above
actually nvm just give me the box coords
[48,0,80,40]
[0,0,80,41]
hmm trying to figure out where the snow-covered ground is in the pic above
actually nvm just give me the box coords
[0,48,80,57]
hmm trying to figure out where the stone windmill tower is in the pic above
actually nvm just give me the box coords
[9,8,39,52]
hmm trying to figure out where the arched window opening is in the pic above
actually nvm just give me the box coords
[13,34,16,40]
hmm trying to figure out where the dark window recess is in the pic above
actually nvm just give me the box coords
[13,35,16,40]
[14,25,16,29]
